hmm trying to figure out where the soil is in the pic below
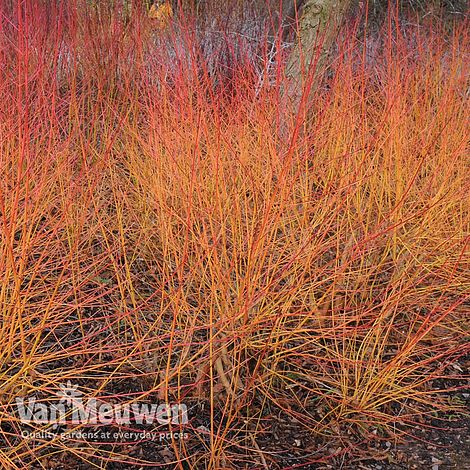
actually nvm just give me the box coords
[28,356,469,469]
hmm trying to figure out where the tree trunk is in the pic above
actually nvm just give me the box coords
[283,0,352,108]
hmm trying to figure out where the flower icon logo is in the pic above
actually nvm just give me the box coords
[58,381,83,406]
